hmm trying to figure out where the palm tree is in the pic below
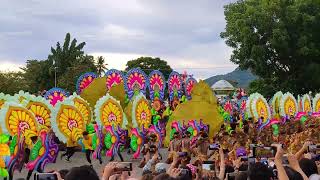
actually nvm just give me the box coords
[48,33,86,73]
[96,56,108,77]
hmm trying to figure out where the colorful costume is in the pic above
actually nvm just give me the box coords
[168,71,182,110]
[0,102,45,179]
[250,93,271,123]
[149,70,165,125]
[132,93,152,129]
[312,93,320,113]
[125,68,148,100]
[94,94,128,128]
[95,94,127,160]
[51,101,85,147]
[76,72,97,94]
[271,91,283,116]
[67,93,93,126]
[279,92,298,119]
[184,77,197,100]
[19,94,54,130]
[44,88,70,106]
[105,69,125,91]
[130,127,145,159]
[104,125,127,161]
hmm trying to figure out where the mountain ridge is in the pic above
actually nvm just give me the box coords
[204,67,257,88]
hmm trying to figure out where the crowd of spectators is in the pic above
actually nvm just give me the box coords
[18,116,320,180]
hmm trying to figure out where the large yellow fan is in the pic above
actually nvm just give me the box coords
[0,93,18,110]
[51,102,85,143]
[280,92,298,117]
[67,93,93,126]
[21,95,53,130]
[132,93,152,129]
[302,94,312,113]
[0,102,38,145]
[94,94,127,128]
[313,93,320,113]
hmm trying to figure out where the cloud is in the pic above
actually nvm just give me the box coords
[90,52,148,70]
[0,0,236,79]
[0,61,23,72]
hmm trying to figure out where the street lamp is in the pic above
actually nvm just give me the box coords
[53,59,57,87]
[54,66,57,87]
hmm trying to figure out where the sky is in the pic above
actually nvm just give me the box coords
[0,0,237,80]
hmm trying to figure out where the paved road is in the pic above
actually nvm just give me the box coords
[13,149,169,179]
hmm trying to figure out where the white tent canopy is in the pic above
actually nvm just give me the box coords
[211,80,235,91]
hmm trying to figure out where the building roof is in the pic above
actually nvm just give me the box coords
[211,80,235,90]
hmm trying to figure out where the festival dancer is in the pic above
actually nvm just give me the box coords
[148,133,162,160]
[26,136,43,180]
[192,132,210,166]
[138,133,162,168]
[60,136,77,162]
[110,133,125,162]
[181,131,192,153]
[4,136,13,180]
[82,131,94,167]
[166,131,182,163]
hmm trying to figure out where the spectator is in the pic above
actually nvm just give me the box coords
[235,171,248,180]
[58,169,69,179]
[247,162,273,180]
[299,158,319,178]
[153,173,175,180]
[155,163,167,174]
[64,165,99,180]
[283,166,303,180]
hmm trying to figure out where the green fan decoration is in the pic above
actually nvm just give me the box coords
[170,128,177,140]
[272,124,279,136]
[152,115,161,125]
[104,133,112,150]
[0,134,10,144]
[300,116,307,124]
[223,112,231,121]
[151,108,157,115]
[124,95,130,105]
[174,91,178,97]
[244,112,249,120]
[239,120,243,129]
[0,134,10,177]
[92,134,97,150]
[0,168,8,178]
[30,140,42,161]
[86,123,95,134]
[180,95,187,103]
[187,127,194,138]
[154,91,160,98]
[130,135,138,152]
[9,135,17,155]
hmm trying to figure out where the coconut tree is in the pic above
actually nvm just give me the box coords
[96,56,108,77]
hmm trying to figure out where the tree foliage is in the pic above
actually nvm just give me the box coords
[20,33,97,93]
[96,56,108,77]
[57,55,97,91]
[48,33,86,74]
[21,60,52,93]
[221,0,320,96]
[0,72,28,95]
[125,57,173,79]
[1,35,176,95]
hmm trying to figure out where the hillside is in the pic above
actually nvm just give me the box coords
[204,67,257,88]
